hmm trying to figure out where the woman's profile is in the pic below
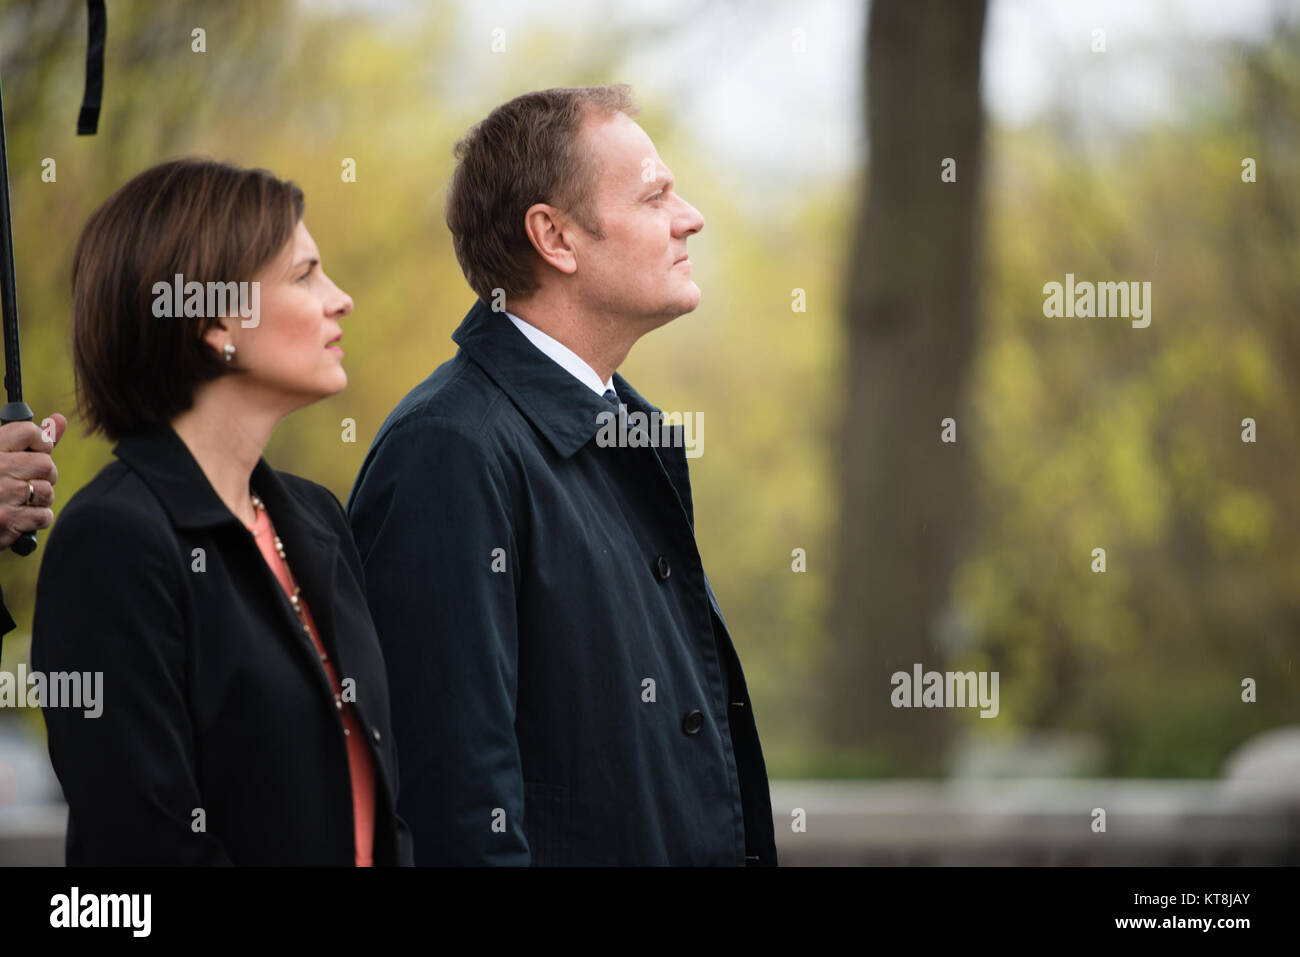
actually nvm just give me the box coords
[31,158,412,866]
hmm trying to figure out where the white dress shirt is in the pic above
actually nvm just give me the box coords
[506,310,616,399]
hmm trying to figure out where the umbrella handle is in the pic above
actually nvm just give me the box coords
[1,399,37,555]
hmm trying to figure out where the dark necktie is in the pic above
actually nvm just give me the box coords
[602,388,619,407]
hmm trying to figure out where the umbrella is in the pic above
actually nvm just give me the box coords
[0,0,105,555]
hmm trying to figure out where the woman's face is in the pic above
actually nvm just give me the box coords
[228,220,353,405]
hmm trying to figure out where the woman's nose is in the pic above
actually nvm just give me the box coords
[328,278,354,317]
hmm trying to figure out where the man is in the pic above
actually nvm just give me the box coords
[347,85,777,865]
[0,414,67,642]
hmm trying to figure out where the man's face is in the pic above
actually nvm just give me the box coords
[570,111,704,326]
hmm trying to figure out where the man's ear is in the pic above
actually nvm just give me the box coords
[523,203,579,276]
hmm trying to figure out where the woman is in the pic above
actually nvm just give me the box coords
[31,158,413,865]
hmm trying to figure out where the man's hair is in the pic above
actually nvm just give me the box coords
[445,85,640,304]
[72,158,304,441]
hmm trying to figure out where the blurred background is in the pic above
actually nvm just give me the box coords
[0,0,1297,864]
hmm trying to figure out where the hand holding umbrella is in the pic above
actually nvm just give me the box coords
[0,415,65,550]
[0,1,104,554]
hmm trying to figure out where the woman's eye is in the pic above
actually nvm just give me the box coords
[296,268,312,283]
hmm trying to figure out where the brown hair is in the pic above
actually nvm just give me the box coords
[71,158,304,441]
[445,85,639,304]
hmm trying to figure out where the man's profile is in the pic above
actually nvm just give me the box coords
[347,85,777,866]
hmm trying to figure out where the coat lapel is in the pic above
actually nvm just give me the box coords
[452,299,616,459]
[450,299,700,531]
[611,373,696,529]
[251,465,344,670]
[113,424,345,670]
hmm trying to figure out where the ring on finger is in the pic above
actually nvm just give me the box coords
[26,481,34,506]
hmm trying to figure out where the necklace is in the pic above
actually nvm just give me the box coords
[250,493,335,669]
[250,493,351,733]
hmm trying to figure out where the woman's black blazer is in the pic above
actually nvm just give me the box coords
[30,423,414,865]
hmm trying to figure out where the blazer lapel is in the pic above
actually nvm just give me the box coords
[115,423,346,675]
[250,462,344,672]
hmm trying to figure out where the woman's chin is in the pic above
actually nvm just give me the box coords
[300,372,348,404]
[324,363,348,389]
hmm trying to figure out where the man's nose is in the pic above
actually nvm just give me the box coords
[675,195,704,237]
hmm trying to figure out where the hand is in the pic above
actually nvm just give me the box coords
[0,413,67,549]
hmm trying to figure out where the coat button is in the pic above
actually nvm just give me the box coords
[372,728,382,743]
[682,709,704,735]
[654,554,671,580]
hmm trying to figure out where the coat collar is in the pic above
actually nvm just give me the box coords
[112,422,336,548]
[451,298,661,459]
[113,422,347,673]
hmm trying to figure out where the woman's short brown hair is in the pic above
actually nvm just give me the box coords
[72,158,304,441]
[444,85,639,305]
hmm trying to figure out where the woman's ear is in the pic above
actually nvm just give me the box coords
[201,319,230,357]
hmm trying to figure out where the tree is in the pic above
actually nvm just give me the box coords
[826,0,987,775]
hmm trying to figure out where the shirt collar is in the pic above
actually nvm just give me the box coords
[505,309,615,398]
[452,299,655,459]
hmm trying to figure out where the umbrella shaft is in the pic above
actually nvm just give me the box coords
[0,74,23,406]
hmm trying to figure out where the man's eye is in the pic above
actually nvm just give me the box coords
[649,192,663,202]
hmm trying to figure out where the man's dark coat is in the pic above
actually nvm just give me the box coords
[347,299,778,866]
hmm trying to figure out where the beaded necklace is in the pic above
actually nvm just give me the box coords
[248,494,347,723]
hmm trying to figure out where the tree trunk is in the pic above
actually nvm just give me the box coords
[826,0,987,775]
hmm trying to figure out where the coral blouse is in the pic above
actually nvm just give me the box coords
[246,503,376,866]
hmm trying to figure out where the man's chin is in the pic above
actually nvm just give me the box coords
[675,283,702,314]
[633,286,702,327]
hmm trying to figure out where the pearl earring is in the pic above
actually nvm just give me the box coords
[223,343,236,363]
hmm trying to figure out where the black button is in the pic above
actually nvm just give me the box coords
[682,710,704,735]
[655,554,671,580]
